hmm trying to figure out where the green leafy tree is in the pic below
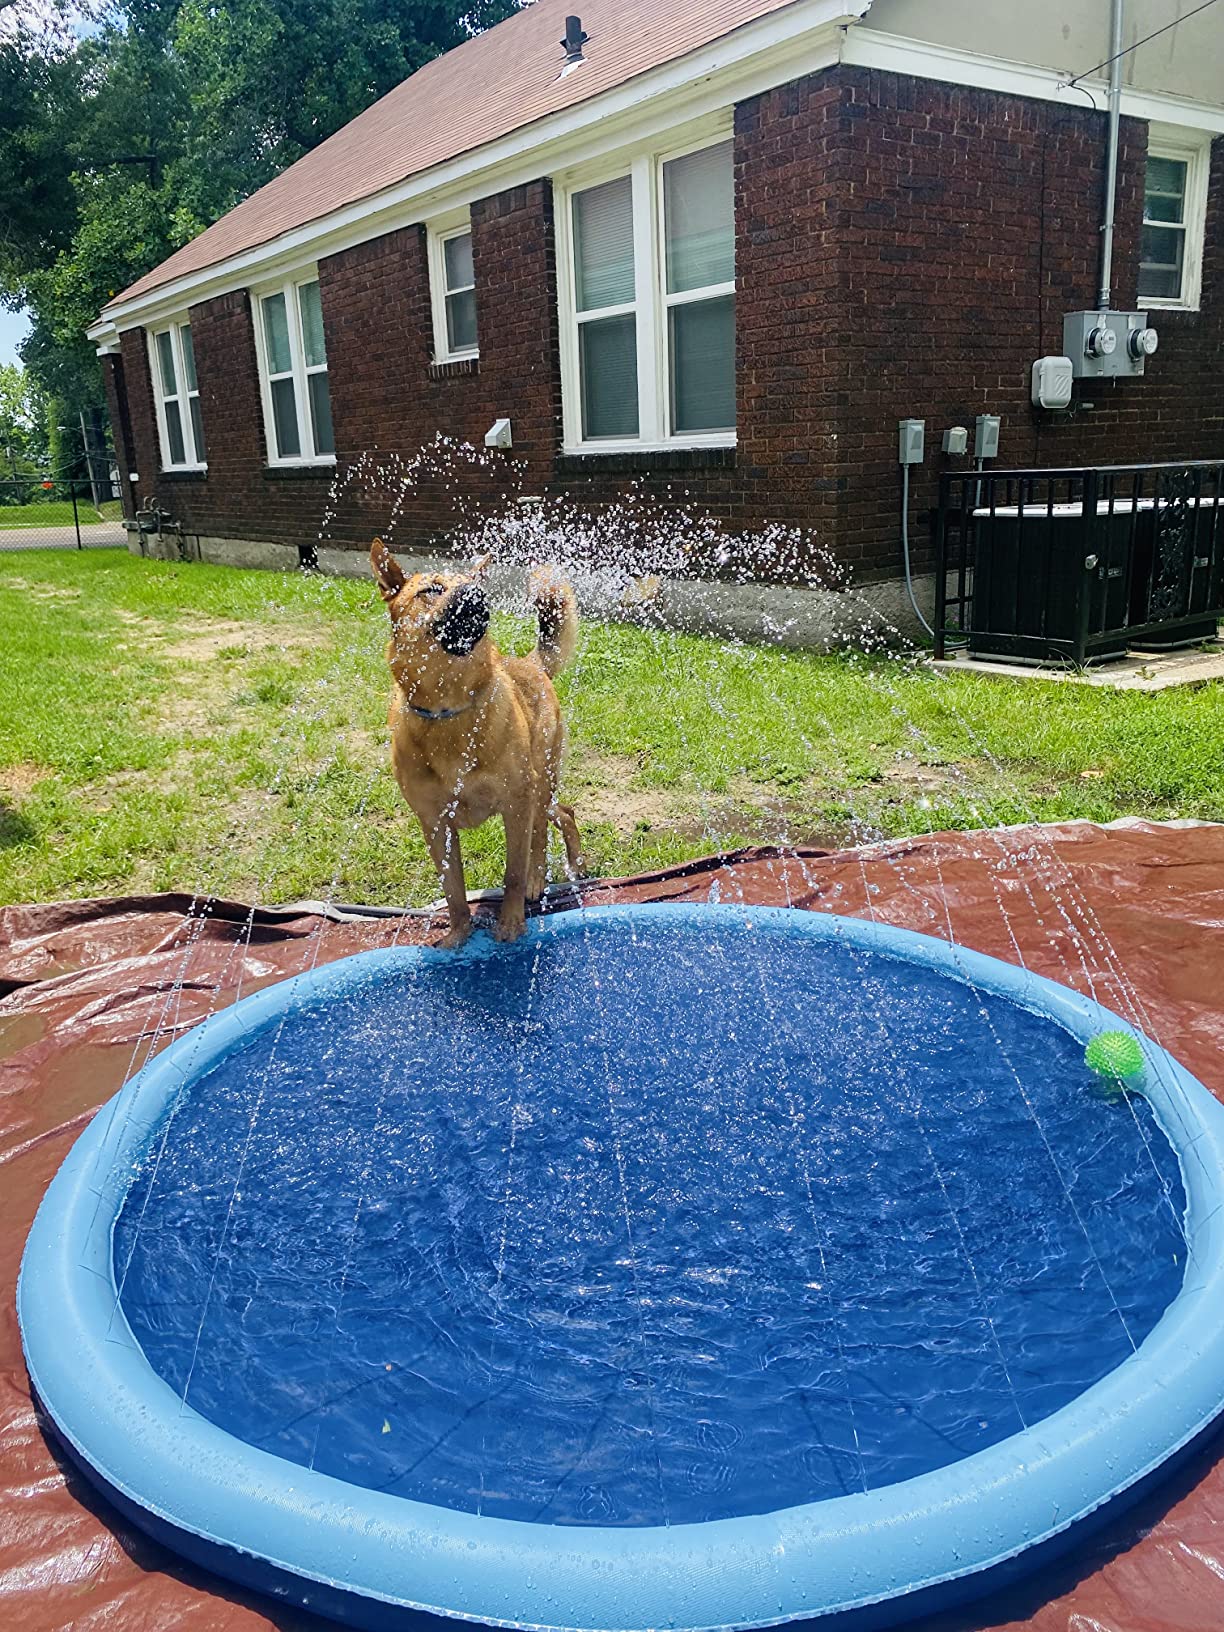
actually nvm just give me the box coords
[2,0,518,424]
[0,31,85,278]
[0,359,49,482]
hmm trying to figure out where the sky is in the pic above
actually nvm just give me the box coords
[0,308,33,369]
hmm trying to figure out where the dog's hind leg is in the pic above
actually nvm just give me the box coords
[550,802,585,878]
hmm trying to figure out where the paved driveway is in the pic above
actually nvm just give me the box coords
[0,521,128,551]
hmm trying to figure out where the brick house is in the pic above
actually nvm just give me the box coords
[91,0,1224,628]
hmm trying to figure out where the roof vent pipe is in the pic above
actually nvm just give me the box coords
[561,15,589,65]
[1098,0,1125,312]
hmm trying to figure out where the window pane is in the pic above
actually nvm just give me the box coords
[443,231,474,291]
[579,313,638,439]
[180,324,198,392]
[1138,265,1182,301]
[164,399,186,466]
[308,370,334,457]
[1144,189,1184,224]
[446,288,478,352]
[262,292,293,374]
[670,295,735,434]
[1140,224,1185,300]
[189,395,206,463]
[298,281,327,369]
[664,140,735,294]
[270,375,301,458]
[573,176,635,312]
[1145,155,1187,216]
[156,330,178,397]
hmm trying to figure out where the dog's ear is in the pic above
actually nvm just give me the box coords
[469,553,492,581]
[370,538,406,604]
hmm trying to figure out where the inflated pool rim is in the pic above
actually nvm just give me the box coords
[19,902,1224,1632]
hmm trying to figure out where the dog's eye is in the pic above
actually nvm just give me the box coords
[416,583,444,599]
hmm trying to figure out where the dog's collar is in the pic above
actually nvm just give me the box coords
[405,701,473,721]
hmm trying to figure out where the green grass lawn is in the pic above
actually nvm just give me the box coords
[0,498,122,529]
[0,550,1220,908]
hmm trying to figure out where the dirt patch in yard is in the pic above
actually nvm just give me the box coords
[604,757,1004,850]
[565,753,678,834]
[566,756,844,847]
[136,617,323,734]
[157,621,317,662]
[0,763,49,799]
[0,576,82,601]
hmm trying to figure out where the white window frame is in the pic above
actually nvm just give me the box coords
[428,214,479,363]
[1140,126,1211,313]
[148,319,206,471]
[251,271,336,467]
[556,126,736,455]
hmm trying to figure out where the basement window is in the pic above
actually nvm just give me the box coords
[254,276,336,465]
[558,132,736,454]
[428,220,479,363]
[149,321,206,470]
[1139,130,1210,311]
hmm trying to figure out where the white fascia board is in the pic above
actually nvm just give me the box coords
[91,0,864,339]
[841,29,1224,135]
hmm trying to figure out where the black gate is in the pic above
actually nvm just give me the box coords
[933,461,1224,664]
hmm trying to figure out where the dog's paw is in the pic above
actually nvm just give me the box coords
[492,909,526,943]
[438,919,474,951]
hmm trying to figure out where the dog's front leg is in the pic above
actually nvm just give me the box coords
[495,794,533,943]
[425,814,473,950]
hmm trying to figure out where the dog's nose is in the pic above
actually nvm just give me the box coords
[434,581,490,656]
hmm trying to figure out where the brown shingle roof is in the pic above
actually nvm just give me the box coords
[111,0,809,310]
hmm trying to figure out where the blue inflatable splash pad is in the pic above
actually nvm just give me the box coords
[19,904,1224,1631]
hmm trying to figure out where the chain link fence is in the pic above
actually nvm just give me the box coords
[0,476,127,552]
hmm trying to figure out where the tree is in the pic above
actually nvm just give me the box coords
[0,359,49,482]
[171,0,517,222]
[0,31,85,280]
[2,0,519,425]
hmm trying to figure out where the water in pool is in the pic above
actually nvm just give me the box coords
[114,914,1186,1526]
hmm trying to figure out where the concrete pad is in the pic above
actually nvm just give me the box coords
[931,640,1224,690]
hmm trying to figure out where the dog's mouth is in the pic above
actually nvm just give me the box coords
[432,581,490,657]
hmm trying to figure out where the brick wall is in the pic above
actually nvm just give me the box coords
[805,67,1222,576]
[111,62,1223,587]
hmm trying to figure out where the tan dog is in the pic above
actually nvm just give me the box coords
[371,539,584,948]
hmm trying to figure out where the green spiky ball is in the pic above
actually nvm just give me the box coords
[1085,1031,1145,1082]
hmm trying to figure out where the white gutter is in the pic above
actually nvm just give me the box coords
[839,30,1224,133]
[88,0,868,343]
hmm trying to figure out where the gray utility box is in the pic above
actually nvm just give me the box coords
[1063,311,1156,379]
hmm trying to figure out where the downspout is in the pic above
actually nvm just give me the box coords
[1098,0,1125,311]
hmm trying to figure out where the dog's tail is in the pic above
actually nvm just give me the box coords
[530,567,578,679]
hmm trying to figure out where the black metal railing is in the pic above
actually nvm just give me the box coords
[934,460,1224,665]
[0,475,125,553]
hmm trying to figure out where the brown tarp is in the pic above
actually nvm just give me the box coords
[3,822,1224,1632]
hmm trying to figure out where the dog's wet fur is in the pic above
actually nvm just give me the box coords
[371,539,584,948]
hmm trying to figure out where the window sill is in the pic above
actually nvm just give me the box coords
[159,467,208,481]
[428,355,480,379]
[556,446,736,476]
[1142,300,1200,316]
[264,463,337,480]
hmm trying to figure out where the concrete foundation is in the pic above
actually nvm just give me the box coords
[124,525,933,650]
